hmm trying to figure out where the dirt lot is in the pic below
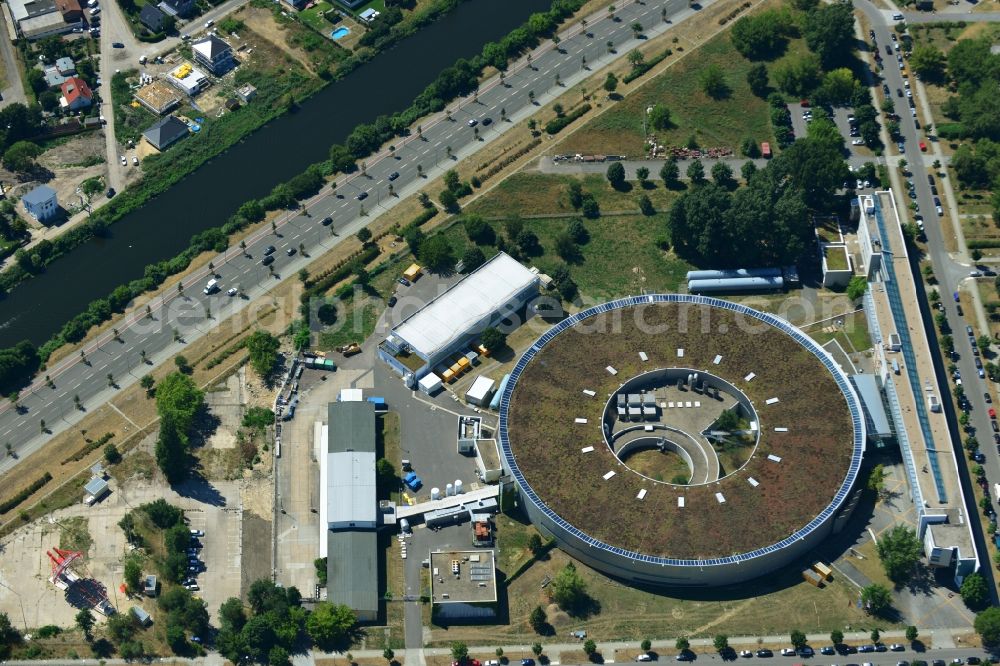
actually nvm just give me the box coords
[6,132,107,230]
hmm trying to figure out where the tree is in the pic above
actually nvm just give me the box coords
[641,639,652,653]
[384,648,396,664]
[439,189,460,213]
[700,64,729,99]
[555,232,581,261]
[166,624,188,653]
[532,643,543,657]
[648,103,671,131]
[731,12,789,60]
[773,53,822,97]
[356,227,372,245]
[528,533,544,555]
[871,628,881,644]
[107,612,137,644]
[481,327,506,352]
[451,642,470,663]
[910,44,946,82]
[464,215,496,244]
[76,609,95,639]
[846,274,868,301]
[711,162,734,188]
[270,646,292,666]
[686,159,706,184]
[860,583,893,615]
[876,524,922,582]
[156,415,189,484]
[747,63,769,97]
[676,637,690,652]
[603,72,618,94]
[306,602,356,650]
[461,246,486,273]
[584,639,598,659]
[246,330,281,378]
[976,606,1000,645]
[961,572,989,610]
[104,442,121,464]
[551,562,588,612]
[420,234,455,273]
[0,612,19,659]
[803,3,855,69]
[741,161,758,181]
[123,556,143,594]
[978,334,992,356]
[219,598,247,633]
[906,626,919,642]
[2,141,42,174]
[660,160,680,188]
[790,630,807,650]
[714,635,729,652]
[606,161,626,189]
[830,630,843,645]
[529,605,547,633]
[820,68,856,104]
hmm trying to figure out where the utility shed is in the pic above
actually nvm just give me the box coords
[466,376,496,406]
[327,530,378,622]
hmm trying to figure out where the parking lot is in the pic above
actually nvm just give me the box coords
[184,501,242,621]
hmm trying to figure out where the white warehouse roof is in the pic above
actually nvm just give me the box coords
[393,252,538,360]
[327,451,377,528]
[466,376,495,403]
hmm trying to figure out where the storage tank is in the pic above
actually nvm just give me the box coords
[455,479,463,495]
[400,518,411,533]
[446,483,454,496]
[431,487,441,500]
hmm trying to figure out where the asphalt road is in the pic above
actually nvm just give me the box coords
[856,0,999,601]
[0,7,27,107]
[0,0,701,473]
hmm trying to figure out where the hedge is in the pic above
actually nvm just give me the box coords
[0,472,52,515]
[545,103,591,135]
[936,123,966,140]
[967,239,1000,249]
[622,48,672,84]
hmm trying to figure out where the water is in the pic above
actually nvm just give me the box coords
[0,0,547,347]
[331,26,350,39]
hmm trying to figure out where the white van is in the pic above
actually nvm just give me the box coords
[203,278,219,294]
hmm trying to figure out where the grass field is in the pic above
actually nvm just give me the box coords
[554,22,809,157]
[299,1,335,35]
[317,293,381,350]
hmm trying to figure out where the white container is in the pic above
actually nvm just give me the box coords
[431,487,441,500]
[455,479,463,495]
[446,483,454,497]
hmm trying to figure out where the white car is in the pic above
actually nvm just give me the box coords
[132,156,138,165]
[906,90,912,98]
[637,655,653,662]
[852,139,864,145]
[781,649,796,656]
[119,155,126,166]
[227,287,238,297]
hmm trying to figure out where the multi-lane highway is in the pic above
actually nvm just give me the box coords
[0,0,708,474]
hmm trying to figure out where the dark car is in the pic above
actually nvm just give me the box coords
[398,277,410,286]
[356,191,369,200]
[986,392,993,403]
[875,646,888,652]
[882,83,890,95]
[112,41,124,48]
[387,295,397,307]
[928,174,935,185]
[994,432,1000,445]
[975,451,986,463]
[886,45,893,55]
[106,187,116,198]
[859,646,875,653]
[896,87,903,97]
[388,171,400,181]
[321,216,333,226]
[261,255,275,266]
[521,660,535,666]
[966,658,981,664]
[286,247,296,256]
[482,117,492,126]
[676,654,693,662]
[264,245,276,256]
[757,651,773,658]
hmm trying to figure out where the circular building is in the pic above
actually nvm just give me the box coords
[498,294,866,587]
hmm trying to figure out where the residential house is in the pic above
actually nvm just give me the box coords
[236,83,257,102]
[143,115,189,151]
[43,56,75,87]
[335,0,366,8]
[22,185,58,222]
[139,3,167,32]
[60,76,93,110]
[281,0,309,10]
[358,7,379,22]
[191,35,234,75]
[157,0,193,16]
[167,62,209,95]
[134,79,182,115]
[83,476,110,504]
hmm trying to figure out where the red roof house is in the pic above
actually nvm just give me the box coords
[60,77,93,111]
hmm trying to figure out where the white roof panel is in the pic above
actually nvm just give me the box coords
[328,451,377,526]
[466,376,495,401]
[393,252,537,359]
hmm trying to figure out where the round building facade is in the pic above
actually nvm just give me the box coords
[497,294,866,587]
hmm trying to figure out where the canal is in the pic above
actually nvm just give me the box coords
[0,0,548,348]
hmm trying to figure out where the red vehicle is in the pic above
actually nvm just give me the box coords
[919,141,927,152]
[800,99,809,107]
[990,408,997,419]
[761,142,771,159]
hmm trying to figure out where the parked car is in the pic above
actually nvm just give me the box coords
[261,255,275,266]
[757,651,773,658]
[521,660,535,666]
[821,648,836,656]
[189,529,204,537]
[111,41,123,48]
[638,655,653,662]
[398,277,410,286]
[227,287,238,297]
[286,247,296,256]
[740,651,753,658]
[263,245,276,256]
[321,216,333,226]
[356,191,369,200]
[388,171,400,181]
[106,187,116,198]
[467,119,478,127]
[387,295,397,307]
[781,649,796,656]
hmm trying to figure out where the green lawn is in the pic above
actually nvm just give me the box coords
[558,21,810,157]
[299,0,336,35]
[316,294,381,350]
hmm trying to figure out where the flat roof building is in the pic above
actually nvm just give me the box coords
[381,252,538,378]
[326,530,378,622]
[429,550,497,620]
[22,184,58,223]
[319,401,379,622]
[859,191,977,585]
[167,62,209,96]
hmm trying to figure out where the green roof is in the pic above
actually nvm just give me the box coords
[326,530,378,617]
[327,401,375,454]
